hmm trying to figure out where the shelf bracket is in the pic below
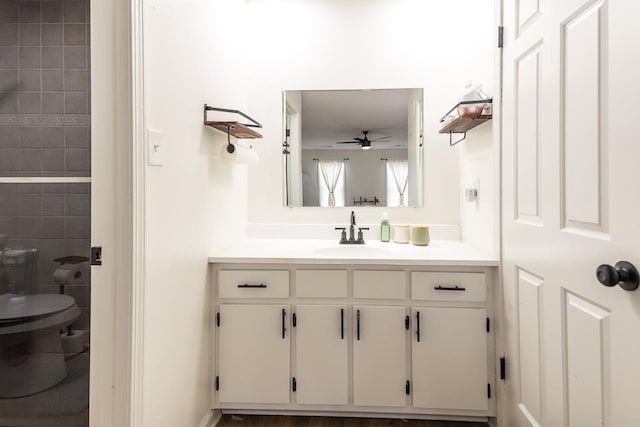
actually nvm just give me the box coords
[449,131,466,146]
[203,104,262,129]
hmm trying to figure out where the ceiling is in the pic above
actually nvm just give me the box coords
[298,89,412,150]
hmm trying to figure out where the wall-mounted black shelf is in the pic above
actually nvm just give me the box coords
[439,99,492,146]
[203,104,263,139]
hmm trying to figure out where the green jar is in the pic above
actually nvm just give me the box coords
[411,226,430,246]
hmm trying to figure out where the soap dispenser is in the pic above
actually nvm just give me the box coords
[380,212,391,242]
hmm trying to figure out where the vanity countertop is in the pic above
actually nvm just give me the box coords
[208,239,498,267]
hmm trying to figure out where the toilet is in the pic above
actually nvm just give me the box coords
[0,248,82,398]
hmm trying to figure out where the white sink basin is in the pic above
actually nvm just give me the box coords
[312,245,390,258]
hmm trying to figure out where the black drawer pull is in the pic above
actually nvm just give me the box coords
[340,308,344,340]
[434,285,466,291]
[416,311,421,342]
[237,283,267,288]
[356,309,360,341]
[282,308,286,339]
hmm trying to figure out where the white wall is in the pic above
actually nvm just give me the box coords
[142,0,248,425]
[244,0,494,227]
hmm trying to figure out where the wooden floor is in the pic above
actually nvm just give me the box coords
[217,415,487,427]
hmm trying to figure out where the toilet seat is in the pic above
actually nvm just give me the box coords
[0,294,80,335]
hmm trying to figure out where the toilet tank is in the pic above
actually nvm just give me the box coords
[0,247,38,296]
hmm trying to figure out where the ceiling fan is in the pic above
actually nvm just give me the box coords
[336,130,391,150]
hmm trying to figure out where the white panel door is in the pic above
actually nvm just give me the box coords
[502,0,640,426]
[218,304,290,404]
[295,305,348,405]
[412,307,488,411]
[353,305,407,407]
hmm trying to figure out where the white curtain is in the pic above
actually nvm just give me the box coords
[386,160,409,207]
[318,160,345,207]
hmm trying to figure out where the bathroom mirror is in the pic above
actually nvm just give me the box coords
[283,88,424,208]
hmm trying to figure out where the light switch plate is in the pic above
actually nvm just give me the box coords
[147,128,163,166]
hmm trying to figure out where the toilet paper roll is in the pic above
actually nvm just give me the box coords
[220,144,259,165]
[61,330,85,355]
[53,264,83,285]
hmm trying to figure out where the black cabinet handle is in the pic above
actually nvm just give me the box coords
[434,285,466,291]
[416,311,421,342]
[237,283,267,288]
[356,309,360,341]
[282,308,286,339]
[340,308,344,340]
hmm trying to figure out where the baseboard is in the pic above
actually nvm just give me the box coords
[198,409,222,427]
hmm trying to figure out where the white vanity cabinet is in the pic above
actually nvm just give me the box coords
[212,263,496,420]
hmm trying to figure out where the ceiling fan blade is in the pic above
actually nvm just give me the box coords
[336,141,360,144]
[370,136,392,141]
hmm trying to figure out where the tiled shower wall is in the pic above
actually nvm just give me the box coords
[0,0,91,332]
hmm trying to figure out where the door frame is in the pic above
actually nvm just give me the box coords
[91,0,145,425]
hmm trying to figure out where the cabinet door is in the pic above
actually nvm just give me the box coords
[218,304,290,404]
[295,305,348,405]
[412,307,488,411]
[353,305,407,407]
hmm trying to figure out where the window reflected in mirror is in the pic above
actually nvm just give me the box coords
[283,89,423,208]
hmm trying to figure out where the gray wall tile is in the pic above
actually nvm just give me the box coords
[65,148,87,171]
[63,23,85,46]
[64,126,87,147]
[19,69,42,91]
[20,216,42,238]
[42,1,64,23]
[64,1,86,23]
[42,68,63,90]
[0,192,19,215]
[43,183,65,193]
[0,126,19,147]
[42,194,64,215]
[64,91,86,113]
[43,126,64,147]
[65,216,87,238]
[66,193,88,215]
[64,69,86,90]
[0,0,19,24]
[20,126,42,147]
[20,24,41,46]
[0,24,19,45]
[0,216,19,238]
[42,216,64,238]
[0,47,19,68]
[19,193,42,215]
[42,91,64,113]
[64,46,85,68]
[20,46,41,68]
[64,182,88,193]
[0,148,19,171]
[65,238,88,257]
[19,148,42,171]
[43,148,64,171]
[42,46,62,68]
[19,91,42,113]
[0,68,18,89]
[19,1,41,23]
[0,91,18,113]
[42,23,63,46]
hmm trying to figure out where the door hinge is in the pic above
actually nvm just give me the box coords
[405,315,410,330]
[488,383,492,399]
[216,312,220,327]
[90,246,102,266]
[405,380,411,395]
[292,312,297,327]
[486,317,490,333]
[500,357,506,380]
[215,376,219,391]
[292,377,297,392]
[498,26,504,48]
[286,128,291,137]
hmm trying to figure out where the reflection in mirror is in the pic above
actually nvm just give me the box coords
[283,89,423,208]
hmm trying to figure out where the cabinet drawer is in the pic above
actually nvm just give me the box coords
[296,270,347,298]
[218,270,289,299]
[353,271,406,299]
[411,272,485,302]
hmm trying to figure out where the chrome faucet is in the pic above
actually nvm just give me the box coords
[335,211,369,244]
